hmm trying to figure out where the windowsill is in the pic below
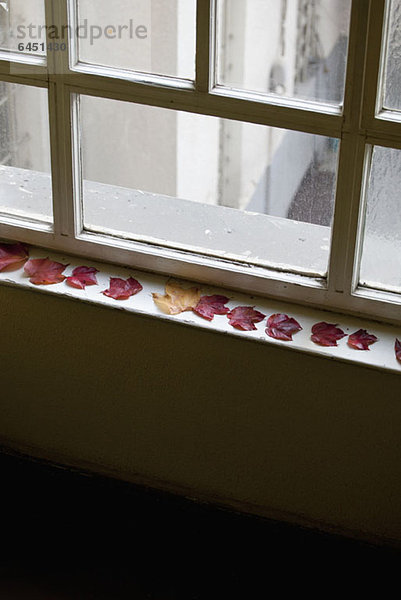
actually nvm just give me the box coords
[2,166,401,292]
[1,243,400,375]
[0,165,329,276]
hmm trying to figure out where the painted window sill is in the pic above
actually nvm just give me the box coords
[3,165,401,291]
[0,243,400,375]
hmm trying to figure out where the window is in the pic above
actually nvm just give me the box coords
[0,0,400,324]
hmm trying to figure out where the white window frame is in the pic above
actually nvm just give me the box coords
[0,0,400,325]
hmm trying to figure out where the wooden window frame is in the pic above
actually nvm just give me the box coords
[0,0,400,325]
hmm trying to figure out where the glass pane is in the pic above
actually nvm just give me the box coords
[79,94,339,276]
[0,0,46,55]
[0,82,52,223]
[216,0,351,106]
[382,0,401,111]
[360,146,401,294]
[74,0,196,80]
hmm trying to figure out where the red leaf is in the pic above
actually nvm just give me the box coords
[266,313,302,341]
[0,242,29,271]
[395,339,401,363]
[66,266,99,290]
[348,329,378,351]
[193,295,230,321]
[24,258,68,285]
[227,306,265,331]
[311,322,346,347]
[103,277,143,300]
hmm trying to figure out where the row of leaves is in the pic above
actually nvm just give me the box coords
[1,242,400,360]
[152,280,385,352]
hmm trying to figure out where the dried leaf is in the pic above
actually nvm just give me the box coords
[347,329,378,351]
[311,322,345,347]
[24,258,68,285]
[395,339,401,363]
[266,313,302,341]
[227,306,265,331]
[152,281,201,315]
[103,277,143,300]
[0,242,29,272]
[193,295,230,321]
[66,266,99,290]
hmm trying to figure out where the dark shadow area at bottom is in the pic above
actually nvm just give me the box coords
[0,449,399,598]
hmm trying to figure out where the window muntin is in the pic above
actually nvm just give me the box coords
[215,0,352,106]
[0,82,52,224]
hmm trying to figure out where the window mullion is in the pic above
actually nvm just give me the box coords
[327,0,372,297]
[46,0,75,238]
[196,0,213,92]
[327,133,367,295]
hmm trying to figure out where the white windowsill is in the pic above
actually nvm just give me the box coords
[1,243,400,375]
[2,166,401,292]
[0,165,329,276]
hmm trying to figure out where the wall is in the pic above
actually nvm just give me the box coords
[0,283,400,545]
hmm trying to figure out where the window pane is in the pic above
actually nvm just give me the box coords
[78,95,339,277]
[0,82,52,223]
[0,0,46,55]
[359,146,401,294]
[73,0,196,80]
[216,0,351,106]
[382,0,401,111]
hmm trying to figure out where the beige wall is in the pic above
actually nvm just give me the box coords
[0,282,401,545]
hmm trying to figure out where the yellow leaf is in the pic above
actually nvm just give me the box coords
[153,280,202,315]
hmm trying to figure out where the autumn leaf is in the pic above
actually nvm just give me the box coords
[103,277,143,300]
[311,322,345,347]
[0,242,29,272]
[227,306,265,331]
[193,295,230,321]
[266,313,302,341]
[66,266,99,290]
[152,280,201,315]
[347,329,378,351]
[395,339,401,363]
[24,258,68,285]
